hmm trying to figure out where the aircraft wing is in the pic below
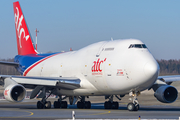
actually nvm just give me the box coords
[0,75,81,90]
[157,75,180,83]
[0,61,19,67]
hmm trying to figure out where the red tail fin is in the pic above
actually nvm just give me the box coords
[13,1,37,55]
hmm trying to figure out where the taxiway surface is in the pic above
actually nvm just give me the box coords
[0,93,180,120]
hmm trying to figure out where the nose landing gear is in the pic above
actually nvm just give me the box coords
[127,91,140,111]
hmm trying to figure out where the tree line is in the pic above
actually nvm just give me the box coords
[0,58,20,75]
[157,59,180,75]
[0,58,180,76]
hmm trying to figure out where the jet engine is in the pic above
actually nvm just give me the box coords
[4,84,26,102]
[154,85,178,103]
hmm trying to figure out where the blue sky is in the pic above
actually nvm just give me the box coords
[0,0,180,60]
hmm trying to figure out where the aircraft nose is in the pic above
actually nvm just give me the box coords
[144,61,159,78]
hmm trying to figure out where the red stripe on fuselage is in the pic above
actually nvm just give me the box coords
[23,53,60,76]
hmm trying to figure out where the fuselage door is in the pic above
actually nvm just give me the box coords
[96,42,108,57]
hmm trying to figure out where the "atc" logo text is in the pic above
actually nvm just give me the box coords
[92,58,106,75]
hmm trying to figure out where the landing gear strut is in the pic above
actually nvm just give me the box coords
[127,91,140,111]
[104,95,119,109]
[77,96,91,109]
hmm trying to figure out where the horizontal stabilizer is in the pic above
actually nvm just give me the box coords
[0,61,19,67]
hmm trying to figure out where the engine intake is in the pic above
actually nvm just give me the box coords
[154,85,178,103]
[4,84,26,102]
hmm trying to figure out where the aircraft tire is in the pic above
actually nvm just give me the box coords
[107,101,112,109]
[104,101,112,109]
[54,101,61,108]
[104,101,108,109]
[77,101,80,108]
[134,104,139,111]
[84,101,91,109]
[127,102,135,111]
[77,101,84,109]
[112,102,119,109]
[37,101,44,109]
[45,101,51,109]
[61,101,68,108]
[88,101,91,109]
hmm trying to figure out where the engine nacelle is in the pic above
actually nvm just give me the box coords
[4,84,26,102]
[154,85,178,103]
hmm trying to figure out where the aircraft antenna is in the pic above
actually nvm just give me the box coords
[35,28,39,50]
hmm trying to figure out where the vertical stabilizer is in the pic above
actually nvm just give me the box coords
[13,1,37,55]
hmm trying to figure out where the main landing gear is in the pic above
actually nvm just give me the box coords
[36,88,68,109]
[104,95,119,109]
[37,88,53,109]
[77,96,91,109]
[37,95,68,109]
[127,91,140,111]
[54,96,68,108]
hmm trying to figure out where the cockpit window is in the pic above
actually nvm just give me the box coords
[135,44,142,48]
[142,44,147,48]
[128,44,147,49]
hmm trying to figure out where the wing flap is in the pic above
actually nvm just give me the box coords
[0,75,81,90]
[12,76,58,86]
[158,75,180,82]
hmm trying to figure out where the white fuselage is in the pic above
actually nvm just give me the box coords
[25,39,159,96]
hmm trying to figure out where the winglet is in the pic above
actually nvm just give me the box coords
[13,1,37,55]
